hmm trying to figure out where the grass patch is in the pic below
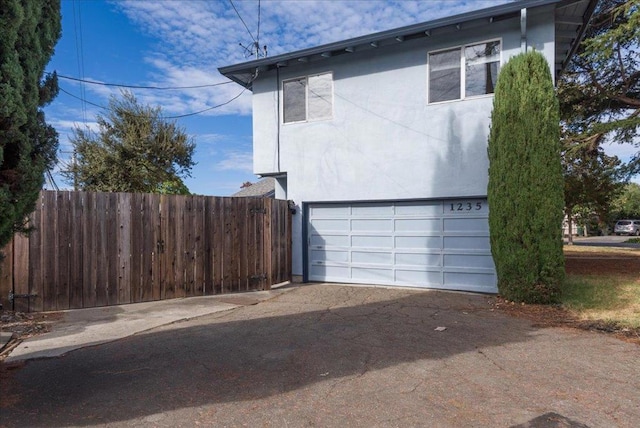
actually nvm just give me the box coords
[625,238,640,244]
[562,275,640,328]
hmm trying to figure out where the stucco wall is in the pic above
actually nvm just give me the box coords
[251,5,556,275]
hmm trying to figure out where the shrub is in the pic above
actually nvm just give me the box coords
[487,51,565,303]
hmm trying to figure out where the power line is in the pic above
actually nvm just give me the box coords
[228,0,257,44]
[58,85,247,119]
[49,72,234,90]
[72,0,87,124]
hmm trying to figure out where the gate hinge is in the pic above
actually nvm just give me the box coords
[9,291,38,302]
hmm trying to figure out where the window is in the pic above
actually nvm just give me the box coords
[283,72,333,123]
[428,40,500,103]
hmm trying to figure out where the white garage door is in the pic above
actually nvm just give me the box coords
[307,199,497,293]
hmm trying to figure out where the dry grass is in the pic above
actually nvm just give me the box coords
[564,245,640,257]
[562,246,640,329]
[562,276,640,328]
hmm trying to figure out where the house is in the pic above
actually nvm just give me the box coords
[219,0,596,293]
[232,177,276,198]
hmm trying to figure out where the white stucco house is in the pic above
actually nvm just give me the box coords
[219,0,596,293]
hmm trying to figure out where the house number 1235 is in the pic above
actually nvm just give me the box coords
[450,202,482,211]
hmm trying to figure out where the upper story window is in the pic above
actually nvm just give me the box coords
[428,40,500,103]
[283,72,333,123]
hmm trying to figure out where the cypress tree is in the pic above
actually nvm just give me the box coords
[487,51,565,303]
[0,0,61,250]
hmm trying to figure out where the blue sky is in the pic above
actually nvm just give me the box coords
[44,0,638,195]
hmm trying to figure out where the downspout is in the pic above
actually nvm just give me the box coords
[275,66,281,173]
[520,8,527,52]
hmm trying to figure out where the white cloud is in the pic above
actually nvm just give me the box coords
[215,151,254,173]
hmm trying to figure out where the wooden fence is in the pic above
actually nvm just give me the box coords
[0,191,291,312]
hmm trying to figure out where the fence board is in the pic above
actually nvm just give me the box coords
[2,191,291,311]
[118,193,132,305]
[0,240,13,310]
[69,192,84,309]
[193,196,205,295]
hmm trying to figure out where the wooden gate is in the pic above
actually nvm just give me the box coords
[0,191,292,312]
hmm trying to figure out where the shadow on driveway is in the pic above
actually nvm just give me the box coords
[2,284,638,427]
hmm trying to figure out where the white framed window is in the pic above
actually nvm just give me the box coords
[428,40,500,103]
[283,72,333,123]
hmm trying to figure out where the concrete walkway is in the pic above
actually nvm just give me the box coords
[4,287,292,362]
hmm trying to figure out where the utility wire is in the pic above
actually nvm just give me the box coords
[72,0,87,124]
[228,0,257,44]
[49,72,234,90]
[59,85,247,119]
[167,88,247,118]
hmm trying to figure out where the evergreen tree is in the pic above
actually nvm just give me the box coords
[0,0,61,249]
[487,51,565,303]
[62,91,195,194]
[558,0,639,172]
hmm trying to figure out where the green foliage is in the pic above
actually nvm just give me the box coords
[63,91,195,194]
[558,0,639,172]
[563,144,624,241]
[487,51,565,304]
[0,0,61,249]
[157,179,191,195]
[610,182,640,219]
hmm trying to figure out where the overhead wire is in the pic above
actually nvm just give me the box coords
[58,86,248,120]
[72,0,87,124]
[49,72,235,90]
[228,0,257,44]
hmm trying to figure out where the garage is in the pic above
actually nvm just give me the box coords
[306,199,497,293]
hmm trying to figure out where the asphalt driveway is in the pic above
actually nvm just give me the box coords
[1,283,638,427]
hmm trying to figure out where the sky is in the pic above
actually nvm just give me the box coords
[44,0,638,196]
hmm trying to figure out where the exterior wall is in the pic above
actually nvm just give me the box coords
[251,5,557,276]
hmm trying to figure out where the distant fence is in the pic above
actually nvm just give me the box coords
[0,191,291,312]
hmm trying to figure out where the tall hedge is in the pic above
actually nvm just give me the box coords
[487,51,565,303]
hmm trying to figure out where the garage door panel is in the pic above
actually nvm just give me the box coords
[444,217,489,233]
[310,234,349,247]
[352,235,393,248]
[311,249,349,263]
[444,271,496,289]
[352,267,394,282]
[443,254,494,269]
[395,252,441,267]
[395,235,441,249]
[310,205,350,217]
[443,236,490,251]
[395,218,441,232]
[352,204,393,216]
[395,269,442,286]
[352,251,393,264]
[307,199,497,293]
[311,219,350,232]
[351,219,392,232]
[310,264,349,280]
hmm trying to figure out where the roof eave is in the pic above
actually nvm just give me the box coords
[218,0,563,88]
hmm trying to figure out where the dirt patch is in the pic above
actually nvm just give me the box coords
[492,249,640,345]
[0,311,64,361]
[564,253,640,276]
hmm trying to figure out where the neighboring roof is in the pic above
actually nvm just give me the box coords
[219,0,597,89]
[231,177,276,198]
